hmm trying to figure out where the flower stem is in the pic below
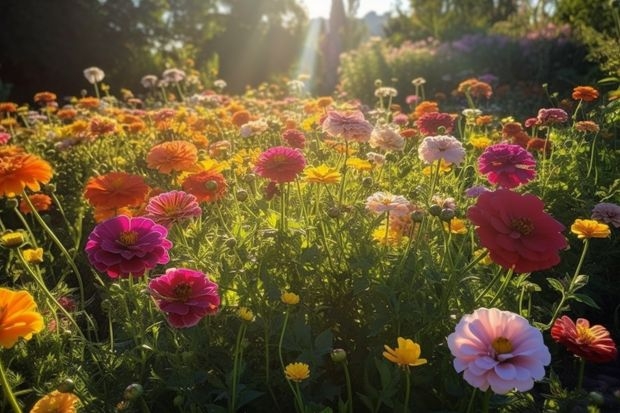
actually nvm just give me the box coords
[576,356,586,392]
[487,266,515,307]
[402,368,411,413]
[293,381,305,413]
[465,388,477,413]
[342,360,353,413]
[481,389,491,413]
[0,355,22,413]
[230,323,247,413]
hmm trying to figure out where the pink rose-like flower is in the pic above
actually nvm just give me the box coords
[477,143,536,189]
[418,135,466,165]
[591,202,620,228]
[254,146,306,183]
[467,189,566,273]
[448,307,551,394]
[85,215,172,278]
[322,110,373,143]
[365,192,411,217]
[148,268,220,328]
[369,125,405,152]
[145,190,202,228]
[536,108,568,126]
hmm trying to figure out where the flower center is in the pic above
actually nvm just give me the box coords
[576,324,596,344]
[173,282,192,302]
[491,336,513,355]
[510,218,534,236]
[118,230,139,246]
[204,180,218,191]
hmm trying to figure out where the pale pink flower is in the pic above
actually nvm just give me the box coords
[591,202,620,228]
[365,192,411,217]
[145,190,202,227]
[447,308,551,394]
[83,66,105,84]
[369,125,405,151]
[322,110,373,143]
[418,135,466,165]
[162,68,186,83]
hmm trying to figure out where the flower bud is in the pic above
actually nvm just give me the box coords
[235,189,248,202]
[5,198,19,209]
[330,348,347,363]
[225,237,237,248]
[439,208,455,222]
[589,391,604,406]
[123,383,144,401]
[362,177,373,188]
[326,206,341,219]
[428,204,442,217]
[411,210,425,223]
[56,378,75,393]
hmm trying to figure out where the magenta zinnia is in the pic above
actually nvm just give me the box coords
[254,146,306,183]
[144,190,202,227]
[85,215,172,278]
[467,189,566,273]
[148,267,220,328]
[477,143,536,189]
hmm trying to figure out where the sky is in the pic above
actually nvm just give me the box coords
[300,0,408,19]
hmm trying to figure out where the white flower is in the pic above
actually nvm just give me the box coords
[83,67,105,84]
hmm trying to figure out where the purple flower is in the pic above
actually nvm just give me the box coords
[536,108,568,126]
[477,143,536,189]
[591,202,620,228]
[148,267,220,328]
[85,215,172,278]
[418,135,466,165]
[465,185,491,198]
[145,190,202,227]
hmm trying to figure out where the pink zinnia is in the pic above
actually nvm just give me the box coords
[415,112,455,136]
[282,129,306,149]
[369,125,405,152]
[477,143,536,189]
[254,146,306,183]
[448,307,551,394]
[0,132,10,145]
[467,189,566,273]
[417,135,466,165]
[536,108,568,126]
[148,267,220,328]
[322,110,373,143]
[85,215,172,278]
[144,190,202,227]
[591,202,620,228]
[551,316,617,364]
[365,192,411,217]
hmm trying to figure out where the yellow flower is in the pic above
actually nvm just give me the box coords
[281,292,300,305]
[30,390,80,413]
[570,219,611,239]
[22,248,44,264]
[304,164,341,184]
[383,337,427,368]
[372,225,404,246]
[1,232,25,248]
[238,307,255,322]
[0,288,44,348]
[345,157,372,171]
[474,249,493,265]
[198,158,229,173]
[284,362,310,382]
[422,159,452,176]
[469,134,493,150]
[443,218,467,234]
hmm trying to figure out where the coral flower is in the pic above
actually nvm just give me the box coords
[551,316,617,363]
[415,112,455,136]
[322,110,373,143]
[0,132,11,145]
[477,143,536,189]
[254,146,306,183]
[84,215,172,278]
[369,125,405,151]
[84,172,149,210]
[231,110,251,127]
[303,164,341,184]
[467,189,566,273]
[284,362,310,382]
[0,153,53,197]
[148,267,220,328]
[33,92,57,104]
[457,78,493,99]
[366,192,411,217]
[447,308,551,394]
[417,135,466,165]
[145,190,202,227]
[572,86,599,102]
[591,202,620,228]
[413,101,439,119]
[574,120,600,133]
[29,390,80,413]
[146,140,198,174]
[181,170,228,203]
[0,288,44,348]
[383,337,427,368]
[570,219,611,239]
[282,129,306,149]
[19,193,52,214]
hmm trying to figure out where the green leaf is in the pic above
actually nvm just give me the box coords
[571,293,601,309]
[546,277,565,293]
[597,77,620,85]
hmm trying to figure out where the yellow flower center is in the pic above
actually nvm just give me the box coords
[576,324,596,344]
[173,283,192,302]
[118,230,139,246]
[510,218,534,236]
[492,336,513,355]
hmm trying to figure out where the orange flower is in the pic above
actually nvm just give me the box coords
[572,86,599,102]
[33,91,57,104]
[92,205,134,223]
[19,193,52,214]
[182,170,228,203]
[146,140,198,174]
[501,122,523,138]
[84,172,149,210]
[475,115,493,126]
[231,110,251,127]
[0,102,17,113]
[316,96,333,108]
[413,101,439,119]
[457,78,493,99]
[89,117,117,137]
[30,390,80,413]
[0,288,44,348]
[77,97,101,109]
[57,108,77,121]
[0,153,53,197]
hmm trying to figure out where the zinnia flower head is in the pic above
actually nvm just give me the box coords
[417,135,466,165]
[29,390,80,413]
[146,140,198,174]
[85,215,172,278]
[415,112,455,136]
[322,110,373,143]
[181,170,228,203]
[281,129,306,149]
[144,190,202,227]
[284,362,310,382]
[572,86,599,102]
[83,172,149,210]
[238,307,255,322]
[0,152,53,197]
[551,316,617,363]
[141,75,158,88]
[162,68,186,83]
[0,288,44,348]
[366,192,411,218]
[19,193,52,214]
[457,78,493,99]
[447,307,551,394]
[570,219,610,239]
[467,189,566,273]
[303,164,341,184]
[591,202,620,228]
[383,337,427,368]
[148,267,220,328]
[369,125,405,151]
[536,108,568,126]
[477,143,536,189]
[254,146,306,183]
[83,66,105,84]
[0,132,10,145]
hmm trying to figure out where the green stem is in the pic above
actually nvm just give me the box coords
[337,140,349,207]
[487,266,515,308]
[576,356,585,391]
[474,266,503,305]
[481,389,491,413]
[0,355,22,413]
[230,323,247,413]
[402,368,411,413]
[278,311,290,373]
[293,381,305,413]
[465,388,477,413]
[343,361,353,413]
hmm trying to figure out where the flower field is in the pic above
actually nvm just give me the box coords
[0,68,619,413]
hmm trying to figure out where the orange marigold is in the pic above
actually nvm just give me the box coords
[146,140,198,174]
[57,108,78,121]
[572,86,599,102]
[33,91,57,104]
[457,78,493,99]
[83,172,149,210]
[413,101,439,119]
[0,153,53,197]
[231,110,251,127]
[19,193,52,214]
[78,97,101,109]
[30,390,80,413]
[0,102,17,113]
[0,288,44,348]
[182,170,228,203]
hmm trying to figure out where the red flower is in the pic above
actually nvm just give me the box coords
[181,170,228,203]
[551,316,617,363]
[254,146,306,183]
[415,112,455,136]
[467,189,566,273]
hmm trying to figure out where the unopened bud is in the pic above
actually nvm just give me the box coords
[123,383,144,401]
[330,348,347,363]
